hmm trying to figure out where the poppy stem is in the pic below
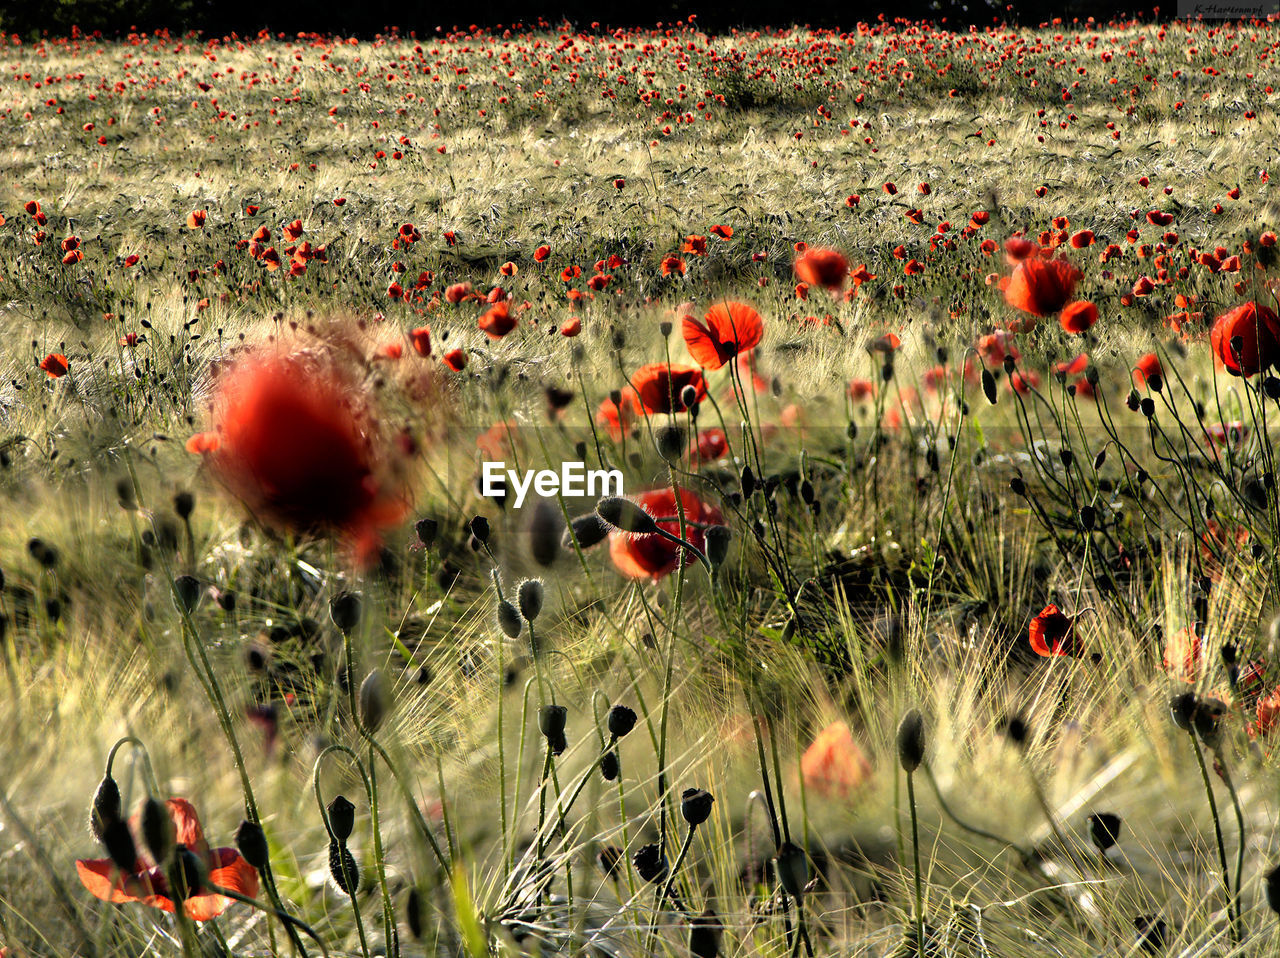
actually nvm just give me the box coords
[906,769,926,958]
[1189,732,1238,943]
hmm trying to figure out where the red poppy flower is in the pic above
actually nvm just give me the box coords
[1029,604,1080,657]
[1056,353,1090,377]
[710,224,733,240]
[800,721,872,797]
[190,348,407,559]
[683,235,708,256]
[533,244,551,262]
[186,210,207,229]
[1210,301,1280,377]
[793,247,848,291]
[1163,626,1203,683]
[597,390,640,441]
[1004,256,1081,317]
[1069,230,1095,248]
[478,301,517,339]
[1059,300,1098,334]
[1133,353,1163,387]
[1003,236,1039,264]
[848,379,875,401]
[40,353,69,378]
[75,798,258,922]
[442,348,468,371]
[691,428,728,463]
[662,255,687,276]
[630,363,706,414]
[608,486,723,579]
[409,327,432,357]
[560,316,581,337]
[682,301,763,370]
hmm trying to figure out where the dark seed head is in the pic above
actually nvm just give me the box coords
[564,512,610,549]
[600,749,619,781]
[140,796,174,864]
[518,579,544,622]
[174,490,195,519]
[329,592,362,635]
[326,795,356,842]
[406,887,425,939]
[90,775,122,843]
[633,842,668,884]
[680,787,714,827]
[415,517,439,547]
[497,600,524,639]
[1088,812,1122,853]
[896,709,926,773]
[172,574,201,615]
[776,841,808,898]
[688,908,723,958]
[102,818,138,875]
[235,820,270,870]
[607,704,637,739]
[469,515,491,544]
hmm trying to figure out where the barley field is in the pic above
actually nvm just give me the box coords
[2,14,1280,958]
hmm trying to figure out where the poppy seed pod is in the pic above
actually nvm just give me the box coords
[607,704,638,739]
[681,787,714,827]
[689,908,723,958]
[981,368,997,404]
[539,704,568,740]
[705,525,732,569]
[600,750,619,781]
[1170,691,1198,732]
[469,515,490,544]
[327,795,356,842]
[633,842,668,884]
[358,669,388,732]
[497,600,523,639]
[659,320,673,337]
[172,574,202,615]
[329,591,362,635]
[171,847,207,901]
[174,490,195,520]
[597,845,623,879]
[564,513,610,549]
[90,775,121,843]
[776,841,808,898]
[897,709,926,772]
[1088,812,1122,853]
[415,517,438,547]
[140,796,175,864]
[597,496,660,534]
[518,579,544,622]
[681,384,699,410]
[235,819,270,870]
[102,818,139,875]
[328,839,360,895]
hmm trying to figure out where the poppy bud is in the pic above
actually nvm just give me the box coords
[1140,397,1154,418]
[116,477,136,510]
[406,886,425,939]
[328,839,360,895]
[102,818,138,875]
[173,574,201,614]
[896,708,926,772]
[564,513,610,549]
[140,796,175,864]
[633,842,668,884]
[775,841,808,898]
[1079,505,1096,530]
[1193,698,1226,750]
[607,704,637,738]
[497,600,523,639]
[539,704,567,739]
[174,490,195,520]
[469,515,490,544]
[1132,915,1167,955]
[981,368,997,404]
[235,819,270,870]
[596,497,659,534]
[1088,812,1122,853]
[172,847,207,901]
[597,845,623,879]
[518,579,544,622]
[705,525,732,569]
[327,795,356,841]
[681,787,714,827]
[415,517,438,547]
[1009,476,1026,496]
[689,908,722,958]
[1085,365,1100,386]
[1126,390,1141,412]
[90,775,121,842]
[1264,376,1280,400]
[217,589,237,612]
[359,669,388,732]
[1093,449,1106,470]
[601,749,619,781]
[657,425,685,461]
[1004,714,1029,745]
[28,537,59,568]
[1002,355,1016,374]
[679,384,698,409]
[528,501,561,566]
[1265,862,1280,916]
[1170,691,1197,732]
[329,592,362,635]
[741,466,756,498]
[660,320,673,337]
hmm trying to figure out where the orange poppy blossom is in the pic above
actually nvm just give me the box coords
[1210,301,1280,377]
[800,721,873,797]
[690,427,729,463]
[630,363,707,414]
[478,301,517,339]
[75,797,258,922]
[409,327,432,357]
[608,486,723,580]
[1059,300,1098,334]
[1003,255,1082,317]
[793,246,849,291]
[597,390,641,441]
[682,301,764,370]
[1028,604,1081,657]
[40,353,69,378]
[186,210,207,229]
[1132,353,1163,388]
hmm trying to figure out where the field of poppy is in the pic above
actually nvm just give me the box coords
[3,12,1280,958]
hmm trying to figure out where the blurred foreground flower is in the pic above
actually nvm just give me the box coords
[608,487,722,579]
[801,721,872,797]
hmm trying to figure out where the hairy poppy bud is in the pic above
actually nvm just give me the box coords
[469,515,491,545]
[681,788,714,827]
[680,384,699,410]
[1002,355,1016,374]
[1193,698,1226,750]
[596,497,659,534]
[173,574,201,614]
[174,490,195,520]
[607,704,637,739]
[740,466,756,498]
[518,579,544,622]
[633,842,668,884]
[235,820,270,870]
[705,526,732,569]
[657,425,685,461]
[897,709,926,772]
[981,368,997,405]
[776,841,808,898]
[415,517,438,547]
[689,908,723,958]
[564,513,610,549]
[172,847,207,901]
[601,749,619,781]
[539,704,567,740]
[329,592,362,635]
[327,795,356,842]
[1088,812,1122,853]
[90,775,121,843]
[1079,505,1096,530]
[102,818,138,875]
[406,886,425,939]
[328,839,360,895]
[1093,449,1106,470]
[528,501,561,566]
[1265,863,1280,916]
[497,600,523,639]
[660,320,673,337]
[1140,397,1155,417]
[1009,476,1026,496]
[140,796,175,865]
[1170,691,1198,732]
[358,669,388,732]
[1265,376,1280,400]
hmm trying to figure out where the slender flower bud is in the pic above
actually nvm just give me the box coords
[518,579,544,622]
[539,704,567,757]
[235,820,270,870]
[140,796,175,865]
[705,525,732,569]
[172,847,207,901]
[406,887,425,939]
[329,591,362,635]
[596,496,659,534]
[981,368,997,404]
[469,515,490,544]
[896,709,926,772]
[358,669,389,732]
[564,513,611,549]
[102,818,138,875]
[327,795,356,842]
[90,775,122,843]
[328,839,360,895]
[600,750,619,781]
[497,600,523,639]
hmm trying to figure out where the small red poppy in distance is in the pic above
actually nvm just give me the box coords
[608,486,724,579]
[682,301,763,369]
[1004,256,1082,317]
[1210,301,1280,377]
[800,721,873,797]
[630,363,707,414]
[186,210,207,229]
[1029,604,1081,657]
[478,301,517,339]
[597,390,640,441]
[40,353,69,378]
[442,348,468,371]
[710,224,733,240]
[793,247,849,291]
[76,797,258,922]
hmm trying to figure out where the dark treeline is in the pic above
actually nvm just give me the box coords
[2,0,1160,41]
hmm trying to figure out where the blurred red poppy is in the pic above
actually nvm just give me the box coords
[1210,301,1280,377]
[683,235,708,256]
[478,301,517,339]
[691,428,728,463]
[793,247,848,291]
[682,301,763,370]
[75,797,258,922]
[597,390,640,441]
[40,353,69,378]
[1029,604,1080,657]
[409,327,432,357]
[630,363,706,414]
[608,486,723,579]
[442,348,468,371]
[1004,256,1081,317]
[186,210,207,229]
[710,224,733,240]
[801,721,872,797]
[1133,353,1163,387]
[1059,300,1098,334]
